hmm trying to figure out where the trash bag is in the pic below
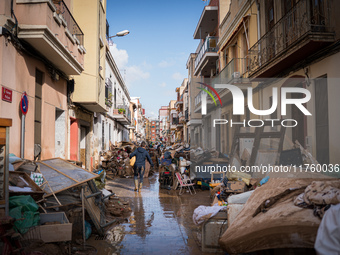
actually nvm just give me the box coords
[85,220,92,240]
[9,195,40,234]
[95,170,106,190]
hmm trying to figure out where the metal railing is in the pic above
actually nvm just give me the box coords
[216,58,249,83]
[194,36,219,70]
[172,117,179,125]
[52,0,84,45]
[195,90,202,107]
[106,19,110,40]
[248,0,332,75]
[116,104,131,121]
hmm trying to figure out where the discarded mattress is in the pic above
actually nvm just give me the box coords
[219,178,323,254]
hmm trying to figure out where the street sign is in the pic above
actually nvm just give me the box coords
[2,87,12,103]
[20,92,29,115]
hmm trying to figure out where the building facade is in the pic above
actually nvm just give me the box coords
[188,0,340,169]
[0,0,85,160]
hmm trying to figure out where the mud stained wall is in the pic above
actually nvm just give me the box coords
[55,109,66,158]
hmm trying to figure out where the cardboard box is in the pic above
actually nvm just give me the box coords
[36,212,72,243]
[224,181,246,193]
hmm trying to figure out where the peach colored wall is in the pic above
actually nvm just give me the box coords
[16,2,84,65]
[0,37,68,160]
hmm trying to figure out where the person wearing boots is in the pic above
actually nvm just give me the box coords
[130,141,154,191]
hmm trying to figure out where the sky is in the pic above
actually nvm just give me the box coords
[106,0,208,119]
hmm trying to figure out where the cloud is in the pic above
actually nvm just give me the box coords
[142,61,153,70]
[159,82,167,87]
[172,72,184,81]
[158,60,175,68]
[109,44,128,69]
[146,111,158,119]
[125,66,150,87]
[110,44,150,88]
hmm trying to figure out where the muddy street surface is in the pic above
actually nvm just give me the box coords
[87,173,213,255]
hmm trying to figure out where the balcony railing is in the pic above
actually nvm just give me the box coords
[115,104,131,121]
[106,19,110,40]
[194,36,218,70]
[249,0,332,75]
[172,118,179,125]
[52,0,84,45]
[216,58,249,83]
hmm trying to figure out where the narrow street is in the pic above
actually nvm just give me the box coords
[87,173,212,254]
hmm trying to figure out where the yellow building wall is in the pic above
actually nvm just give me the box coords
[72,0,106,109]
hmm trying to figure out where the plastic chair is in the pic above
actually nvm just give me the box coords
[175,172,196,195]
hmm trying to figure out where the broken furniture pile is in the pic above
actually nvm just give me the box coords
[100,141,156,178]
[100,141,136,178]
[193,122,340,253]
[2,157,131,254]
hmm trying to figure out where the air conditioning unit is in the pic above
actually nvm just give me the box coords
[232,72,240,79]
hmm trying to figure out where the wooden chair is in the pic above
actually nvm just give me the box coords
[175,172,196,195]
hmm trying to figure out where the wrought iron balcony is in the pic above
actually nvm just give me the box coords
[249,0,334,77]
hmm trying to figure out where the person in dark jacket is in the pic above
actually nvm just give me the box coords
[130,141,154,191]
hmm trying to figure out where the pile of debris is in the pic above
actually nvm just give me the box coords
[100,141,156,178]
[192,122,340,254]
[2,156,133,254]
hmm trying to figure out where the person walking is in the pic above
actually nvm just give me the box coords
[130,141,154,191]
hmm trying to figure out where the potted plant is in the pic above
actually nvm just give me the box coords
[118,108,126,114]
[105,98,112,107]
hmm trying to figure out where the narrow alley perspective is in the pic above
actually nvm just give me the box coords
[1,0,340,254]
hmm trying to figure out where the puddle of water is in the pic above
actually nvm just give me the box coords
[88,173,211,254]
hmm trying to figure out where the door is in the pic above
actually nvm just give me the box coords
[80,126,87,167]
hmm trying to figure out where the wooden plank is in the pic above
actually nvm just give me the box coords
[83,184,104,235]
[0,118,12,127]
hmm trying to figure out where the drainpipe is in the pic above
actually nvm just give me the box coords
[255,0,261,64]
[10,0,18,35]
[255,0,262,111]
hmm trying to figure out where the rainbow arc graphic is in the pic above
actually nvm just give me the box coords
[197,82,222,106]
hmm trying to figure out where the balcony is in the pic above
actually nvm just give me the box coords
[193,5,218,39]
[16,0,85,75]
[194,36,219,76]
[112,105,131,125]
[216,58,249,83]
[174,100,183,108]
[179,116,185,124]
[185,109,189,121]
[249,0,334,78]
